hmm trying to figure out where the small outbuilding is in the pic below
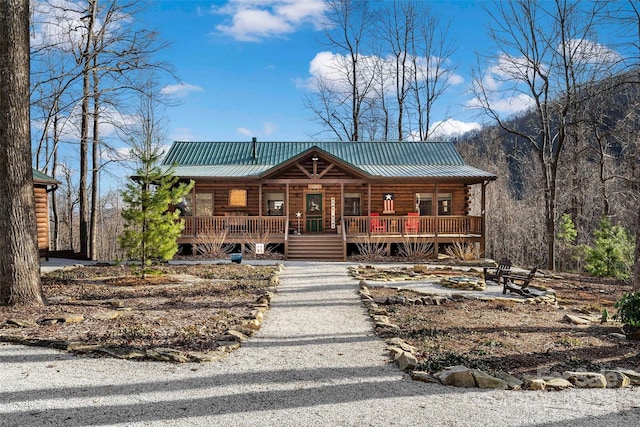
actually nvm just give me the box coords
[32,169,59,259]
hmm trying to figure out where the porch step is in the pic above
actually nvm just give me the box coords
[286,235,345,261]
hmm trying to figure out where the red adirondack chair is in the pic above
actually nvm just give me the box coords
[369,212,386,233]
[404,212,419,234]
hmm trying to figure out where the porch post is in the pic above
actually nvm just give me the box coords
[367,183,372,236]
[258,183,263,234]
[481,181,488,258]
[434,183,439,256]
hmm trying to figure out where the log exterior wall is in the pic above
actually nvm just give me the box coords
[34,184,50,251]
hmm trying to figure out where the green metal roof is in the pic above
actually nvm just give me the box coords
[162,141,496,181]
[32,168,59,184]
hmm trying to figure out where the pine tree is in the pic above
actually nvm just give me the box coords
[119,147,193,275]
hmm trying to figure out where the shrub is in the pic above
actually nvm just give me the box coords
[398,237,434,261]
[445,240,481,261]
[585,218,634,279]
[614,292,640,328]
[556,214,588,272]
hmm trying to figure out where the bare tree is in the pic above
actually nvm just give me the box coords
[31,0,172,260]
[306,0,377,141]
[306,0,456,142]
[471,0,615,270]
[0,0,43,305]
[407,3,456,141]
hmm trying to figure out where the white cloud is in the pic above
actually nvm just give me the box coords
[236,122,278,137]
[214,0,326,42]
[171,128,198,142]
[31,0,131,51]
[562,39,622,64]
[467,54,538,115]
[429,119,482,140]
[262,121,277,135]
[237,127,253,137]
[160,83,203,97]
[303,51,462,94]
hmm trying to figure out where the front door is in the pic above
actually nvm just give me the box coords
[305,193,323,232]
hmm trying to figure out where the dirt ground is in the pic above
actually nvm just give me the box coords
[367,269,640,376]
[1,263,639,377]
[0,264,277,356]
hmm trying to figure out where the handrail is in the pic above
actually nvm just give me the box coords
[343,215,482,236]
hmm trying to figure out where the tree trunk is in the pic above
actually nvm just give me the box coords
[79,0,97,260]
[90,62,99,261]
[0,0,44,305]
[634,206,640,290]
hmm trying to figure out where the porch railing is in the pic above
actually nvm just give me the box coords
[181,215,481,238]
[181,216,287,237]
[344,215,482,236]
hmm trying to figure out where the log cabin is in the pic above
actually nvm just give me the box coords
[32,169,59,259]
[162,139,497,261]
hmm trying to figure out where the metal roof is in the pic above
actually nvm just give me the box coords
[162,141,496,180]
[32,168,59,184]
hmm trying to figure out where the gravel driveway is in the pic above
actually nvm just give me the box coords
[2,261,640,426]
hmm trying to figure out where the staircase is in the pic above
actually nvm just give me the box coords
[286,234,345,261]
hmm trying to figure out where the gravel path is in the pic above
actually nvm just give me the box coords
[2,261,640,426]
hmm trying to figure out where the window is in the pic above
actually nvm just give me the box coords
[228,189,247,207]
[265,192,285,216]
[438,193,452,215]
[196,192,213,216]
[344,193,361,216]
[415,193,432,216]
[177,194,192,216]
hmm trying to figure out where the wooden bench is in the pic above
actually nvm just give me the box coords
[502,267,542,298]
[483,258,512,284]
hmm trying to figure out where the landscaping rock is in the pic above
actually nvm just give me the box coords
[613,368,640,385]
[411,371,441,384]
[562,314,591,325]
[435,365,476,388]
[608,333,627,340]
[386,337,416,353]
[146,348,190,363]
[5,319,37,328]
[243,318,262,330]
[97,346,146,360]
[524,378,546,390]
[601,370,631,388]
[91,311,121,321]
[224,329,250,342]
[544,377,574,390]
[471,369,508,389]
[494,372,523,390]
[396,351,418,371]
[562,371,607,388]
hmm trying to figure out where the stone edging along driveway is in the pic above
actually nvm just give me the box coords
[351,263,640,392]
[8,259,640,392]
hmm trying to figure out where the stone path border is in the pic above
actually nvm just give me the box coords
[1,260,639,425]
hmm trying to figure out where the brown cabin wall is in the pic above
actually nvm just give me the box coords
[34,185,50,250]
[366,184,468,216]
[188,180,470,234]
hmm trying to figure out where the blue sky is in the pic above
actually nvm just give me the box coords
[144,0,494,143]
[31,0,636,192]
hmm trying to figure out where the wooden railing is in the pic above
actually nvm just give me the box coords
[181,216,287,237]
[344,215,482,236]
[181,215,481,238]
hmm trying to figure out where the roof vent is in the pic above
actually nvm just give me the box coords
[252,137,257,161]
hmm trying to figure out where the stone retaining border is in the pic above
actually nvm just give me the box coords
[1,265,283,362]
[358,280,640,391]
